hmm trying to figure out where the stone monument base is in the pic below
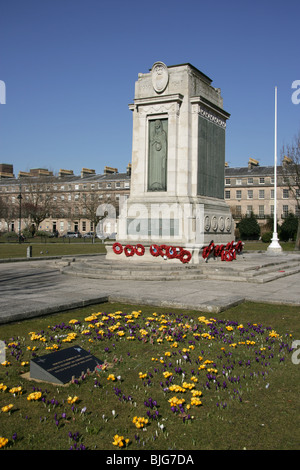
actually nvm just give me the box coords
[105,241,200,264]
[108,197,233,265]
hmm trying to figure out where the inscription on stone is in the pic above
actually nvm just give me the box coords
[30,345,103,385]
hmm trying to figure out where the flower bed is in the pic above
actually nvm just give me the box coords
[0,303,296,450]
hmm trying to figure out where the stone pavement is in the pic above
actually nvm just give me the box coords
[0,255,299,324]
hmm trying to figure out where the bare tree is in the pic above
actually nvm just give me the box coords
[0,196,18,231]
[281,130,300,250]
[21,177,59,231]
[80,193,102,234]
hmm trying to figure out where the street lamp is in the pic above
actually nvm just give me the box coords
[17,184,23,243]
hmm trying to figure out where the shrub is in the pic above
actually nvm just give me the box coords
[237,213,260,240]
[261,231,273,243]
[279,213,298,242]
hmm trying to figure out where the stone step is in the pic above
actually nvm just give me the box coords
[60,255,300,283]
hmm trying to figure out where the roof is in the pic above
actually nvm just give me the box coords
[225,165,283,177]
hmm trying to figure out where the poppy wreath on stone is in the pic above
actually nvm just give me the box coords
[202,241,215,259]
[166,246,177,259]
[134,244,145,256]
[150,244,161,257]
[159,244,169,258]
[180,249,192,264]
[174,246,183,259]
[124,244,135,257]
[221,250,235,262]
[213,244,224,257]
[112,242,123,255]
[235,241,243,253]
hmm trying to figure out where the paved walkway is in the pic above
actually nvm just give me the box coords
[0,256,299,324]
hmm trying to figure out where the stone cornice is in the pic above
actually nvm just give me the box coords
[129,93,184,111]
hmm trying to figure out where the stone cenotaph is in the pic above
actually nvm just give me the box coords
[106,62,233,264]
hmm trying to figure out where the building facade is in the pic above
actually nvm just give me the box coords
[224,158,299,227]
[0,164,131,236]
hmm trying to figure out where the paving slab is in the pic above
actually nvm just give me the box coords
[0,256,299,325]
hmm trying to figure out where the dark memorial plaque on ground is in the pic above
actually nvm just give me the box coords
[30,345,103,385]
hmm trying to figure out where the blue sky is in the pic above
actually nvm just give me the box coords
[0,0,299,177]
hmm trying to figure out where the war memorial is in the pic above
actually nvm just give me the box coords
[105,61,233,265]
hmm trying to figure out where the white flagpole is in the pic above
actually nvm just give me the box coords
[268,86,282,253]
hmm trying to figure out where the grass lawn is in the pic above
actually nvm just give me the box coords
[0,242,106,259]
[0,301,299,450]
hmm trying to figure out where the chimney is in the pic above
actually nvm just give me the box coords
[29,168,53,177]
[18,171,32,178]
[248,158,259,170]
[0,163,14,178]
[104,166,118,175]
[81,168,95,178]
[59,169,74,177]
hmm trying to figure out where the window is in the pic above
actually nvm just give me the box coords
[225,178,231,185]
[68,194,72,201]
[116,182,121,188]
[236,190,242,199]
[259,177,265,184]
[283,189,289,199]
[106,183,111,189]
[259,205,264,217]
[247,177,253,185]
[247,190,253,199]
[259,190,265,199]
[91,184,95,190]
[74,194,79,201]
[75,184,79,190]
[82,221,86,231]
[225,190,230,199]
[246,205,253,216]
[271,189,274,199]
[270,205,274,215]
[60,185,65,190]
[236,179,242,185]
[236,205,241,216]
[283,205,289,217]
[124,182,130,188]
